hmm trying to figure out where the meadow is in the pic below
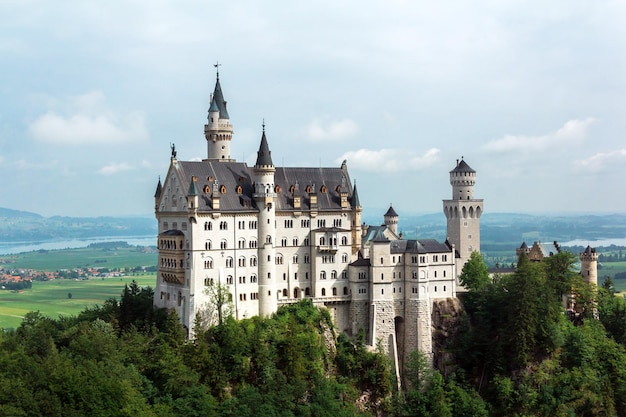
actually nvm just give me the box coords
[0,274,155,329]
[1,245,157,271]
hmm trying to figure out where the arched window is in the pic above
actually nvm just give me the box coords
[341,236,348,245]
[332,287,337,296]
[343,287,348,295]
[321,288,326,296]
[205,240,212,250]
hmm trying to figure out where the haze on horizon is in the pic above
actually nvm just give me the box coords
[1,1,625,218]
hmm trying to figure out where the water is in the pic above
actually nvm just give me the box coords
[561,237,626,248]
[0,236,156,255]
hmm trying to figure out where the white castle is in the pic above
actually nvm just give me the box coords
[153,72,482,367]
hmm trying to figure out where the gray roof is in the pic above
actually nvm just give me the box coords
[390,239,451,254]
[450,158,475,173]
[168,160,356,213]
[351,183,361,207]
[210,78,229,120]
[154,178,162,198]
[384,205,398,217]
[255,131,273,167]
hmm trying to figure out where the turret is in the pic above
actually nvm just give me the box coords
[450,158,476,200]
[154,177,162,211]
[204,67,234,161]
[253,125,277,317]
[187,176,199,213]
[383,205,399,237]
[580,245,598,287]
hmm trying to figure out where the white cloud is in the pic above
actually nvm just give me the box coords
[336,148,440,173]
[575,148,626,173]
[305,118,359,142]
[483,118,596,153]
[98,162,132,175]
[28,91,149,145]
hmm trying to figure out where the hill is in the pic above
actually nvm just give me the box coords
[0,207,156,242]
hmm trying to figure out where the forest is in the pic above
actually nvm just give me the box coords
[2,251,626,416]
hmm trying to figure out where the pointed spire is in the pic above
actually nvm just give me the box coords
[209,64,229,120]
[154,177,162,198]
[351,181,361,207]
[384,205,398,217]
[255,123,273,167]
[187,177,198,196]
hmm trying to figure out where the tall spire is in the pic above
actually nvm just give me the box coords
[205,63,234,161]
[255,123,273,167]
[210,69,229,120]
[351,181,361,207]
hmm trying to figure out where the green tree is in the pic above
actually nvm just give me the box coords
[459,251,490,291]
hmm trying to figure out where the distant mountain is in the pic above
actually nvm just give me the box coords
[0,207,156,242]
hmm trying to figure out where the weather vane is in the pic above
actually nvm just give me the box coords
[214,61,221,80]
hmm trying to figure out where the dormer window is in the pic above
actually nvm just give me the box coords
[220,185,227,194]
[275,185,280,193]
[306,185,312,193]
[320,185,327,193]
[236,185,242,194]
[204,185,210,193]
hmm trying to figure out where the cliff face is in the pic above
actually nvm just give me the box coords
[431,298,464,376]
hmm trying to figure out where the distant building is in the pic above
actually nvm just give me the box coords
[153,72,482,367]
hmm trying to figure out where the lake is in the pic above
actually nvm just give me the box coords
[0,236,156,255]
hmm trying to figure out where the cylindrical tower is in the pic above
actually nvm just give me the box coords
[204,74,234,161]
[383,205,399,236]
[254,128,277,317]
[443,158,483,274]
[580,245,598,287]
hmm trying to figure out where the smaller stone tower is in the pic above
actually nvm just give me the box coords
[443,158,483,271]
[253,126,277,317]
[205,68,234,161]
[383,205,399,237]
[580,245,598,287]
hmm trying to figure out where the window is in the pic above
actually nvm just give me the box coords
[275,254,283,265]
[226,257,233,268]
[332,287,337,296]
[238,276,246,284]
[343,287,348,295]
[320,271,327,280]
[317,219,326,228]
[292,237,298,246]
[204,259,213,269]
[321,288,326,296]
[238,221,245,229]
[284,219,293,228]
[433,255,438,262]
[250,275,257,283]
[333,219,342,227]
[281,238,287,247]
[342,253,348,263]
[303,237,310,246]
[358,272,367,280]
[205,241,212,250]
[220,221,228,230]
[204,222,212,231]
[320,236,326,245]
[227,276,233,285]
[220,240,227,250]
[266,235,272,244]
[331,270,337,279]
[442,255,447,262]
[250,256,257,266]
[238,238,246,249]
[293,255,299,264]
[341,270,348,280]
[249,221,257,229]
[341,236,348,245]
[238,257,246,267]
[301,219,310,228]
[304,255,310,264]
[249,240,257,249]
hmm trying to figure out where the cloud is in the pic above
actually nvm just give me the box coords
[98,162,132,175]
[305,118,359,141]
[28,91,149,145]
[483,118,596,153]
[575,149,626,174]
[336,148,440,173]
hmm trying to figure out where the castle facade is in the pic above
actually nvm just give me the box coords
[153,74,482,366]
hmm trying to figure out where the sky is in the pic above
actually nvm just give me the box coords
[1,1,625,218]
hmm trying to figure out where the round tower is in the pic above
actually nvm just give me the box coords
[443,157,483,273]
[383,205,399,236]
[580,245,598,287]
[253,126,277,317]
[204,69,234,161]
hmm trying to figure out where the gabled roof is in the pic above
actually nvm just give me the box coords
[391,239,451,254]
[167,160,357,213]
[450,158,475,173]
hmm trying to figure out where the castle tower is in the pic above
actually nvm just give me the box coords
[351,182,362,255]
[204,68,234,161]
[253,126,277,317]
[580,245,598,287]
[443,158,483,272]
[383,205,399,237]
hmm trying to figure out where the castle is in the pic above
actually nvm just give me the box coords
[153,72,482,367]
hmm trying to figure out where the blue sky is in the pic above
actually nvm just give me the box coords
[1,1,625,217]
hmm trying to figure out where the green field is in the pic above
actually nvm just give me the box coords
[1,245,157,271]
[0,274,155,329]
